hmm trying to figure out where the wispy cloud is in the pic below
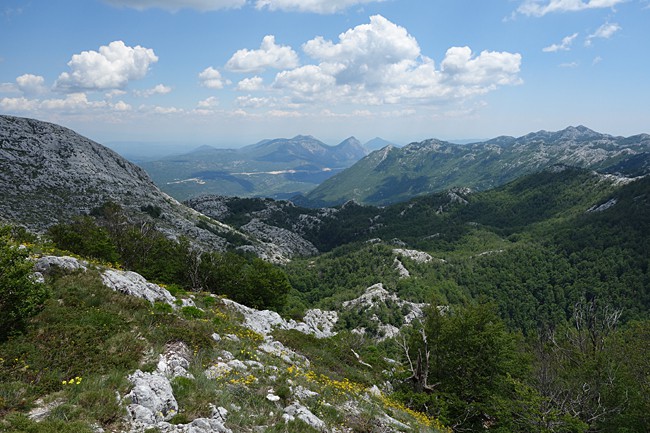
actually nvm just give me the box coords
[133,84,172,98]
[255,0,385,14]
[585,22,621,46]
[515,0,625,17]
[543,33,579,52]
[103,0,245,12]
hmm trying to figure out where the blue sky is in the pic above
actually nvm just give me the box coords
[1,0,648,148]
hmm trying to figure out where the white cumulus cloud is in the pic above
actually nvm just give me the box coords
[112,100,132,111]
[0,96,39,112]
[199,67,229,89]
[197,96,219,108]
[55,41,158,91]
[16,74,47,94]
[104,0,246,12]
[40,93,108,111]
[134,83,172,97]
[271,15,521,106]
[543,33,579,52]
[255,0,384,14]
[516,0,625,17]
[273,65,337,98]
[236,76,264,91]
[225,35,299,73]
[303,15,420,86]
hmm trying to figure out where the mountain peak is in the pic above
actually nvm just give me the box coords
[292,134,317,141]
[561,125,598,137]
[336,136,362,147]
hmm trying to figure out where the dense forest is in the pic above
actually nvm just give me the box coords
[2,167,649,432]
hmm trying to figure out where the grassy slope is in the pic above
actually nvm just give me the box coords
[0,256,445,433]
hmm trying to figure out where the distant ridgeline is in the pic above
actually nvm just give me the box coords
[302,125,650,206]
[138,135,373,201]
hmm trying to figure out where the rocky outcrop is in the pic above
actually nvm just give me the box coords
[33,255,88,274]
[392,248,435,264]
[393,257,410,279]
[221,299,337,339]
[101,269,177,306]
[126,370,179,424]
[240,218,319,258]
[283,403,326,431]
[343,283,427,341]
[0,115,290,262]
[125,341,234,433]
[587,198,618,213]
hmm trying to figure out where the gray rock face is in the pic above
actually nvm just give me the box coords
[157,342,194,380]
[0,114,287,260]
[0,115,158,230]
[33,255,88,274]
[241,218,319,258]
[343,283,427,341]
[221,299,337,339]
[126,370,178,423]
[283,403,326,431]
[186,195,330,257]
[101,269,177,306]
[392,248,435,264]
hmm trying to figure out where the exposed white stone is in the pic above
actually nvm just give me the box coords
[33,255,88,274]
[31,272,45,284]
[157,341,194,380]
[292,385,319,401]
[258,340,310,367]
[101,269,176,306]
[266,394,281,402]
[366,385,382,398]
[205,363,232,380]
[227,359,248,371]
[28,398,65,421]
[221,299,337,339]
[392,248,434,264]
[587,198,618,213]
[283,403,325,431]
[187,418,232,433]
[393,257,410,279]
[290,309,338,339]
[343,283,427,341]
[241,218,319,258]
[218,350,235,362]
[382,414,411,431]
[126,370,178,424]
[245,360,264,369]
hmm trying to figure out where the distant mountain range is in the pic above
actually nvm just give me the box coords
[303,126,650,206]
[138,135,380,200]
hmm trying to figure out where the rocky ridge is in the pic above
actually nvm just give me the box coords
[305,125,650,206]
[0,115,297,262]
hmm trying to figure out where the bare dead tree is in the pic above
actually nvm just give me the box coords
[398,326,437,393]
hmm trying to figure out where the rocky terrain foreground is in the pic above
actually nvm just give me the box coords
[24,254,445,433]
